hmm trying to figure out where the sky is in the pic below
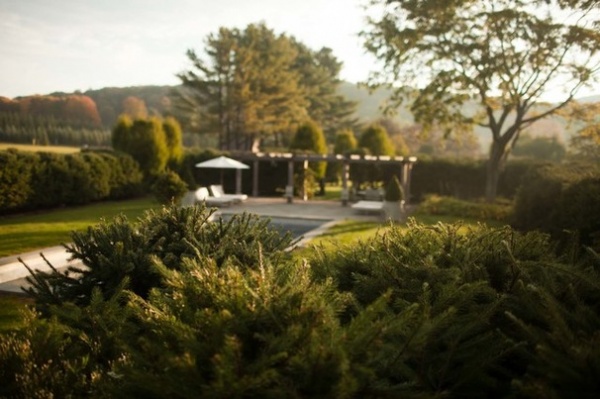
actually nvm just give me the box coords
[0,0,378,98]
[1,0,599,101]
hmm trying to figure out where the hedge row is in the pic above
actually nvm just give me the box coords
[513,162,600,250]
[410,158,540,201]
[0,149,144,215]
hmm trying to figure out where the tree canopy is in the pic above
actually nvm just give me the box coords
[290,121,328,179]
[359,123,395,156]
[363,0,600,200]
[112,116,183,179]
[176,22,357,151]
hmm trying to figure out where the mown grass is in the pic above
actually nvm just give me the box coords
[0,295,33,333]
[0,143,81,154]
[0,197,160,257]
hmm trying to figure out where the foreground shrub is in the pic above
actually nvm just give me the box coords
[2,211,599,398]
[308,221,600,397]
[25,204,294,310]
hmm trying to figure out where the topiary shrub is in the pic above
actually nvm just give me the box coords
[384,175,404,202]
[151,170,188,205]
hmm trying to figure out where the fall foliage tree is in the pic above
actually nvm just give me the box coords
[122,96,148,119]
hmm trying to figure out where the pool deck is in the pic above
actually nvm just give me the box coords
[0,197,409,294]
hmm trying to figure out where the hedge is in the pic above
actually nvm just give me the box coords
[513,162,600,250]
[0,149,143,214]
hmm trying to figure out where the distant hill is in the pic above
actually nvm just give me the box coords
[83,85,175,128]
[3,82,597,152]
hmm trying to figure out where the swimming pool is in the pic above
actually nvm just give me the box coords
[216,214,331,240]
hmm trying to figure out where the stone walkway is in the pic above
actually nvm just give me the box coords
[0,197,389,294]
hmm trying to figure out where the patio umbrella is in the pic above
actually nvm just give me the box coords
[195,156,249,193]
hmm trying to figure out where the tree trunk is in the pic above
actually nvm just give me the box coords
[485,140,505,202]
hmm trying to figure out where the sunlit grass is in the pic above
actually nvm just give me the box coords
[0,295,32,333]
[0,197,159,257]
[0,143,81,154]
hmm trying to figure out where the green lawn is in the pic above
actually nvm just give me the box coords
[0,197,160,257]
[0,143,81,154]
[0,294,32,333]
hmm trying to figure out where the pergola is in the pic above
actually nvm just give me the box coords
[233,152,418,206]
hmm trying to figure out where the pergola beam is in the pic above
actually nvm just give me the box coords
[229,151,418,204]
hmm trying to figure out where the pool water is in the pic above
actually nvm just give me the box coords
[217,214,329,239]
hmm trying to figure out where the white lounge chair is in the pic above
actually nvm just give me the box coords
[209,185,248,203]
[351,200,384,215]
[194,187,234,207]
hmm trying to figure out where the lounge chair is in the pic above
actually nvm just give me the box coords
[351,200,384,215]
[209,185,248,203]
[194,187,234,207]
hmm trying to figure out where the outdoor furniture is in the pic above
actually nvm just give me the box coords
[209,184,248,203]
[351,200,384,215]
[194,187,234,207]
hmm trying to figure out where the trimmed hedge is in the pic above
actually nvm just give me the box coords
[513,162,600,250]
[410,159,542,201]
[0,149,143,214]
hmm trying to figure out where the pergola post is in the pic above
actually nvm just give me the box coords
[252,160,259,197]
[401,159,415,204]
[341,160,350,206]
[235,169,242,194]
[302,160,308,201]
[286,160,294,203]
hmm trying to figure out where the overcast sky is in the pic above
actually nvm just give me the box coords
[1,0,376,98]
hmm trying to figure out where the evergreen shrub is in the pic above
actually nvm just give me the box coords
[150,170,188,205]
[0,149,143,214]
[410,159,542,201]
[553,176,600,250]
[384,175,403,202]
[308,221,600,397]
[25,205,294,309]
[512,162,600,247]
[2,210,599,398]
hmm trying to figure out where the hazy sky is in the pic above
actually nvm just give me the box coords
[2,0,598,101]
[1,0,376,98]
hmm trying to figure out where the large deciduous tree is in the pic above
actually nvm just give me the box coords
[363,0,600,201]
